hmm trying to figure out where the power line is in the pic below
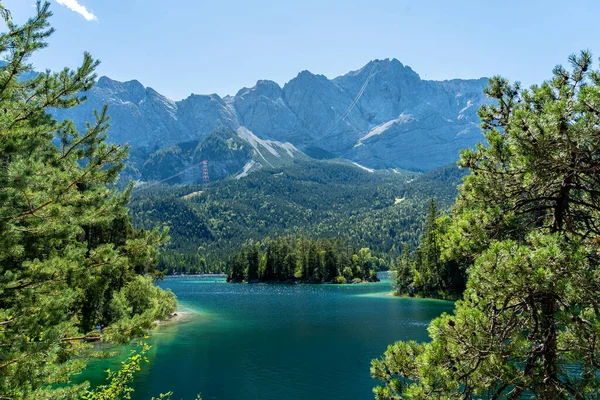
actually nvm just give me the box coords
[133,67,377,192]
[132,160,206,193]
[314,65,377,142]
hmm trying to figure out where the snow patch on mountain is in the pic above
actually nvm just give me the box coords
[351,162,375,173]
[237,126,279,157]
[359,113,415,142]
[459,100,474,115]
[57,59,490,172]
[236,160,259,179]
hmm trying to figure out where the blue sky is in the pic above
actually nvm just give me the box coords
[3,0,599,100]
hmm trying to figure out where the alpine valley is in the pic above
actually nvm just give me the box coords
[7,2,600,399]
[53,58,487,272]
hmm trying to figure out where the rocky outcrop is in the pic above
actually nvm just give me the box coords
[140,128,306,184]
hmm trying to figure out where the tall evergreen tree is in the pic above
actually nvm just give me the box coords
[372,51,600,399]
[227,253,245,283]
[307,241,320,282]
[413,199,442,295]
[324,242,338,281]
[395,243,413,295]
[299,236,310,280]
[0,3,176,398]
[263,242,277,281]
[247,242,260,282]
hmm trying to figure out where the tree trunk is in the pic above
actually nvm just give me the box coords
[539,293,558,399]
[539,164,573,398]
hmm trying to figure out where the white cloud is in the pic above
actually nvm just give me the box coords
[55,0,97,21]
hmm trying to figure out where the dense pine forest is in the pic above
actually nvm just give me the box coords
[226,236,383,284]
[394,199,466,299]
[129,161,465,274]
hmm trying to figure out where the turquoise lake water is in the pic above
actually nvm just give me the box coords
[81,272,454,399]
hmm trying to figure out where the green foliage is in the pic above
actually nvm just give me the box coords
[84,342,201,400]
[131,161,465,274]
[373,51,600,399]
[394,200,465,299]
[226,236,383,283]
[0,3,176,398]
[83,343,151,400]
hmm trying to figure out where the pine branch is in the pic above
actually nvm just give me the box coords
[2,199,52,222]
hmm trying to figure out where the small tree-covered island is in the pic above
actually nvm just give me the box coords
[227,236,383,284]
[2,1,600,399]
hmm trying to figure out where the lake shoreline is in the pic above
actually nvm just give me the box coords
[85,272,456,399]
[227,277,381,285]
[154,308,204,326]
[390,291,459,302]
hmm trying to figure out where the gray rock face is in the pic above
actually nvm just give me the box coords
[57,59,489,172]
[333,58,423,125]
[282,70,370,153]
[52,77,239,151]
[53,77,184,150]
[332,59,488,170]
[232,80,309,144]
[140,128,306,184]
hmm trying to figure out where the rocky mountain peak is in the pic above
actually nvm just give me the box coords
[96,76,147,103]
[289,70,329,85]
[235,79,282,100]
[342,58,421,83]
[57,59,491,173]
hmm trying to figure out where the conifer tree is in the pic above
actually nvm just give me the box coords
[324,242,338,281]
[372,51,600,399]
[395,243,413,295]
[0,2,175,397]
[412,199,442,295]
[247,242,260,282]
[263,242,277,281]
[227,253,245,283]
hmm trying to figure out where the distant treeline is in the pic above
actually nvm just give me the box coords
[226,236,385,284]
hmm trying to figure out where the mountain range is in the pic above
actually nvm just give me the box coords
[53,58,489,180]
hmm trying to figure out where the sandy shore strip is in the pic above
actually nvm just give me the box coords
[155,306,204,325]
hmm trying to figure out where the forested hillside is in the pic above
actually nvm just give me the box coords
[129,160,466,274]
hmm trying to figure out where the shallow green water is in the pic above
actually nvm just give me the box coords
[81,273,453,399]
